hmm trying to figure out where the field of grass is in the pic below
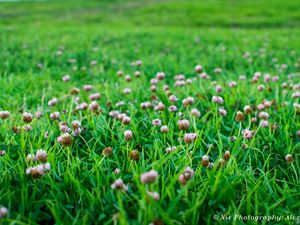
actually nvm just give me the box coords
[0,0,299,224]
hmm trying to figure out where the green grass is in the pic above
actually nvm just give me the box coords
[0,0,299,224]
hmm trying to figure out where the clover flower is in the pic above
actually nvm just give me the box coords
[111,179,128,192]
[0,111,10,119]
[23,112,33,123]
[147,191,160,201]
[178,167,194,185]
[152,119,161,127]
[184,133,197,144]
[242,129,253,139]
[0,207,8,218]
[124,130,133,141]
[57,133,73,146]
[48,98,58,107]
[212,96,224,104]
[177,119,190,130]
[140,170,158,184]
[50,112,60,120]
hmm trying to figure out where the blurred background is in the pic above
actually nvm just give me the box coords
[0,0,299,29]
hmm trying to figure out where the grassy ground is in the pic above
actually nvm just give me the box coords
[0,0,299,224]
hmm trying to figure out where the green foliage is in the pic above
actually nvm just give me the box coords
[0,0,299,225]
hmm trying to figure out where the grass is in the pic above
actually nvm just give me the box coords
[0,0,299,224]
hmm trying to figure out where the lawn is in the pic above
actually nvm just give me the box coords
[0,0,299,224]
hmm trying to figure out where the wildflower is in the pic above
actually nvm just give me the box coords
[89,101,99,111]
[62,75,71,82]
[184,133,197,144]
[50,112,60,120]
[199,73,210,79]
[160,125,169,133]
[215,85,222,93]
[79,102,88,110]
[242,129,253,139]
[26,163,50,178]
[36,149,47,162]
[116,101,125,107]
[57,133,73,146]
[152,119,161,127]
[201,155,209,166]
[23,125,32,131]
[123,88,131,95]
[235,111,244,122]
[218,159,226,168]
[35,111,43,119]
[168,105,178,112]
[114,168,121,174]
[182,96,194,107]
[190,108,201,117]
[117,70,123,77]
[214,68,222,74]
[178,167,194,185]
[0,111,10,119]
[70,87,80,95]
[72,127,82,136]
[141,102,152,109]
[136,60,142,67]
[125,75,131,82]
[259,112,269,120]
[109,110,120,118]
[150,78,158,85]
[118,113,126,121]
[71,120,81,129]
[89,93,101,100]
[154,102,165,111]
[26,153,36,162]
[48,98,58,106]
[257,104,265,110]
[140,170,158,184]
[0,207,8,218]
[103,147,113,157]
[212,96,224,104]
[285,154,293,163]
[177,119,190,130]
[83,84,93,91]
[257,85,265,91]
[166,146,176,153]
[219,108,227,116]
[23,112,33,123]
[156,72,165,80]
[122,116,131,125]
[239,75,246,80]
[147,191,160,201]
[223,151,230,160]
[263,101,272,108]
[134,71,141,77]
[0,150,6,156]
[59,122,70,133]
[129,150,139,161]
[194,65,203,73]
[124,130,133,141]
[260,120,269,128]
[229,81,237,88]
[169,95,178,102]
[243,105,252,114]
[111,179,128,192]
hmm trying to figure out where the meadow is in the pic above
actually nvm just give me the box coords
[0,0,299,224]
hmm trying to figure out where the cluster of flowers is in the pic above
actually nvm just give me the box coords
[25,149,51,178]
[111,169,160,201]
